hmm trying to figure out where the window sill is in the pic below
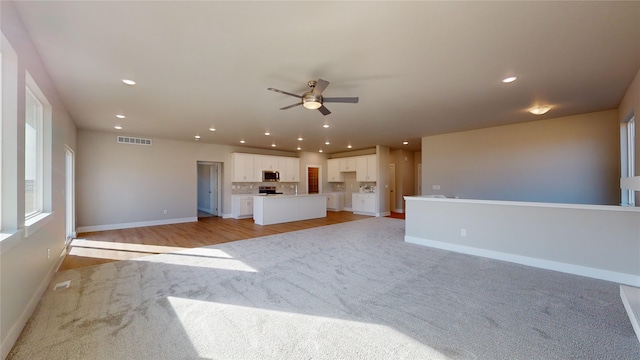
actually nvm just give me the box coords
[24,212,53,238]
[0,230,23,254]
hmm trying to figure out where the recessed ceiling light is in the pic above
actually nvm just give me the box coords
[325,141,330,145]
[240,140,245,144]
[122,79,136,85]
[347,145,352,149]
[265,132,270,136]
[297,147,301,150]
[529,105,551,115]
[114,125,122,130]
[209,128,216,132]
[319,149,323,153]
[116,114,125,119]
[502,76,517,83]
[298,137,303,141]
[323,124,329,128]
[194,135,201,139]
[271,144,276,147]
[403,141,409,145]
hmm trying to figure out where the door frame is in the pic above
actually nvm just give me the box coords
[197,161,222,216]
[65,146,75,242]
[306,165,322,194]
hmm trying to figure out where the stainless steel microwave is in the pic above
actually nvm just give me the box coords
[262,170,280,182]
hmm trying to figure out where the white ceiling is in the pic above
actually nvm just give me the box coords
[11,1,640,154]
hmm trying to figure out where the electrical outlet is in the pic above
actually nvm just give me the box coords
[460,229,467,237]
[163,210,168,215]
[432,185,441,190]
[47,248,51,259]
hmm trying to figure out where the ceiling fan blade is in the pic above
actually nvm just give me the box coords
[268,88,302,98]
[323,97,359,103]
[318,105,331,115]
[280,102,302,110]
[313,79,330,94]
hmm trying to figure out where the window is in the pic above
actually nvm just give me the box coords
[627,117,635,206]
[621,116,636,206]
[24,86,43,218]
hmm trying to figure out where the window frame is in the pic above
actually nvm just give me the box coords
[23,72,53,237]
[621,115,636,206]
[24,85,44,219]
[626,117,635,206]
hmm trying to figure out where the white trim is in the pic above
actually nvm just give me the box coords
[24,211,53,237]
[405,235,640,287]
[0,229,23,254]
[76,217,197,233]
[621,176,640,192]
[0,244,65,360]
[620,285,640,344]
[404,196,640,213]
[222,212,233,219]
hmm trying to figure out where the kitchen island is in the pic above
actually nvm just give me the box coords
[253,194,327,225]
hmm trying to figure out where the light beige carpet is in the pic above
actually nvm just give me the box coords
[8,217,640,359]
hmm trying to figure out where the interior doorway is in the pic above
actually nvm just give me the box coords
[389,163,396,212]
[65,146,75,243]
[197,162,221,217]
[307,165,321,194]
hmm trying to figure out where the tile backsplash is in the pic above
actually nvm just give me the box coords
[232,182,299,195]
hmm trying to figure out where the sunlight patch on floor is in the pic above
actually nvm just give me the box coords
[68,246,155,261]
[133,248,258,272]
[71,238,186,254]
[167,296,448,359]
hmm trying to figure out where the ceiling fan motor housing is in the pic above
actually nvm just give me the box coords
[302,92,322,109]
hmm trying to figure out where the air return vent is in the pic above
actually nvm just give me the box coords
[117,136,152,146]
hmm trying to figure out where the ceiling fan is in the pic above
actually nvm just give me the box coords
[268,79,359,116]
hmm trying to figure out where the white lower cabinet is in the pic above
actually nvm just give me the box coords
[231,195,254,219]
[326,192,345,211]
[352,193,376,216]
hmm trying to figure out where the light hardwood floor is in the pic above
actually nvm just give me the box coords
[60,211,378,271]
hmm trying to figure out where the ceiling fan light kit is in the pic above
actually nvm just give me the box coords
[268,79,359,116]
[302,93,322,109]
[529,105,551,115]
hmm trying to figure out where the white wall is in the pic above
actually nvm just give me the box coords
[390,149,415,212]
[405,197,640,286]
[618,68,640,205]
[1,2,77,357]
[421,110,620,205]
[376,145,391,216]
[76,130,300,230]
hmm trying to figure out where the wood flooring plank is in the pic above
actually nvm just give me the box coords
[59,211,374,271]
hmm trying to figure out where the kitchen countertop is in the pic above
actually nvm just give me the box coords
[255,194,327,198]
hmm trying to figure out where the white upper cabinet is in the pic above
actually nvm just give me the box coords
[328,159,343,182]
[232,153,299,182]
[232,153,259,182]
[356,155,377,182]
[280,157,300,182]
[339,157,356,172]
[258,155,279,171]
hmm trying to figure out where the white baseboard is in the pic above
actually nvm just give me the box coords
[405,235,640,287]
[222,213,233,219]
[620,285,640,344]
[1,247,66,360]
[393,208,404,213]
[77,217,197,233]
[378,211,391,217]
